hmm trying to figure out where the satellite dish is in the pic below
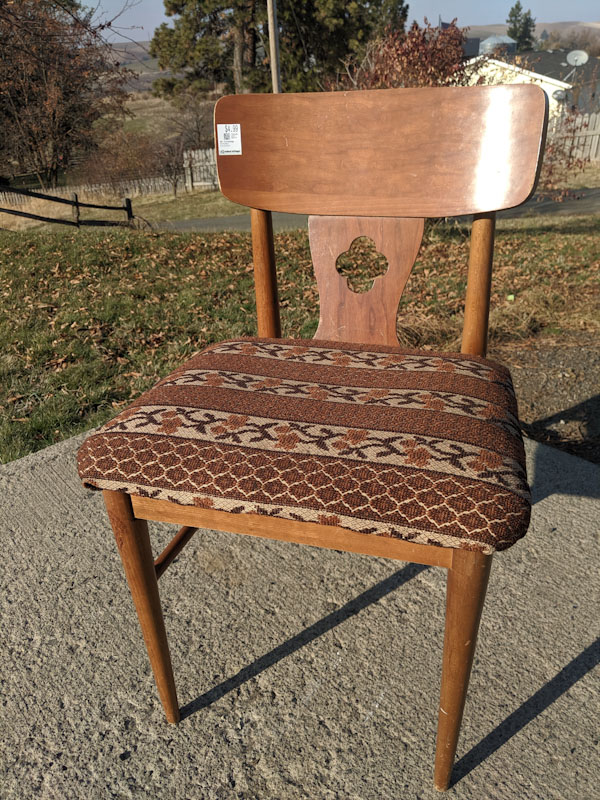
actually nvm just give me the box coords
[566,50,589,66]
[552,89,566,102]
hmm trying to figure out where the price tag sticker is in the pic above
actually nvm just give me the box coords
[217,123,242,155]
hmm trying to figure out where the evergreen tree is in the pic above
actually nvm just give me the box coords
[373,1,409,37]
[150,0,409,96]
[506,1,536,52]
[150,1,261,96]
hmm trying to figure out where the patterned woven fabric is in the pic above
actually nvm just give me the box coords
[77,338,531,554]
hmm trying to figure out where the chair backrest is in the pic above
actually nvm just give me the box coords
[214,86,548,352]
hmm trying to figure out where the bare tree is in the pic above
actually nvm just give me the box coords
[334,20,485,91]
[0,1,129,187]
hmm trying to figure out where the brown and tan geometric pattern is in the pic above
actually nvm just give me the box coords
[77,337,531,554]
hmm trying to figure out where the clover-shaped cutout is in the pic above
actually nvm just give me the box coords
[335,236,389,293]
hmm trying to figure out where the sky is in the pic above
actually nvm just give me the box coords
[95,1,600,43]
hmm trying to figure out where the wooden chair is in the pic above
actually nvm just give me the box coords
[77,85,548,790]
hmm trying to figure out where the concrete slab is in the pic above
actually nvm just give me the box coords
[1,435,598,799]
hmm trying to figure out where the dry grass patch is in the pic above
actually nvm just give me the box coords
[122,93,175,138]
[562,161,600,190]
[0,190,243,232]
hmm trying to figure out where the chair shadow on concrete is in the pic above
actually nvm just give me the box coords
[180,562,598,789]
[451,636,600,786]
[180,562,427,720]
[527,394,600,505]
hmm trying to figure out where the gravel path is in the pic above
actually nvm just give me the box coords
[157,188,600,234]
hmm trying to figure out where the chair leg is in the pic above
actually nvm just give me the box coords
[434,549,492,791]
[103,490,180,723]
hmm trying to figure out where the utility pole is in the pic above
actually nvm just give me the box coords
[267,0,282,93]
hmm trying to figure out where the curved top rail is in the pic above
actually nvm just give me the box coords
[215,84,548,218]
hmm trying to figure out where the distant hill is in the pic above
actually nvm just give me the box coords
[466,21,600,39]
[109,40,179,93]
[110,40,153,66]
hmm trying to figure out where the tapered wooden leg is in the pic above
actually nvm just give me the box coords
[434,549,492,791]
[103,490,180,723]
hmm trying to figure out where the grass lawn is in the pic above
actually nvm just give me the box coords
[1,216,598,463]
[132,190,244,223]
[562,161,600,190]
[121,93,176,139]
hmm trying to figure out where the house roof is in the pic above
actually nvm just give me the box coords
[503,49,599,87]
[469,57,571,89]
[469,50,600,112]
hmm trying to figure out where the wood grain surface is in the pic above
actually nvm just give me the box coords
[131,495,454,569]
[215,85,548,217]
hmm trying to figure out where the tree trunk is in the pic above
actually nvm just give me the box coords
[232,23,244,94]
[248,1,256,69]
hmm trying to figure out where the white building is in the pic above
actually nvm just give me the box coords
[468,57,571,119]
[479,35,517,55]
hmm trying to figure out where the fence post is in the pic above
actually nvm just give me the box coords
[123,197,133,226]
[71,193,80,228]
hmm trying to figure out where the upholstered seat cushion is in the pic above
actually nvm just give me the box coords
[77,338,530,554]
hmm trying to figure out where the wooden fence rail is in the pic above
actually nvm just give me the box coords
[550,112,600,162]
[183,148,218,190]
[570,112,600,162]
[0,186,134,229]
[0,176,180,206]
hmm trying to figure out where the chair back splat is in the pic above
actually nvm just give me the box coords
[77,84,549,793]
[309,215,424,346]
